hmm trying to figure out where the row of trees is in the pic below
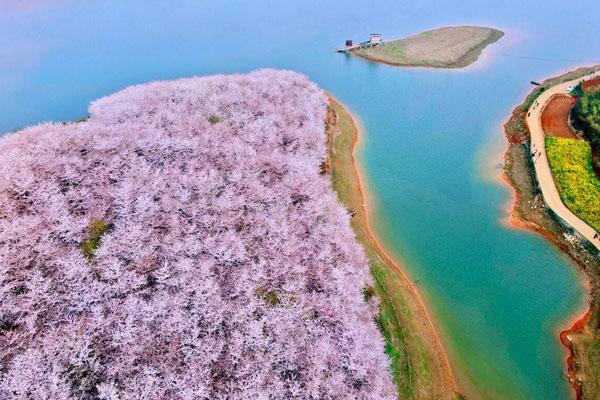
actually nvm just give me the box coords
[0,70,394,399]
[573,82,600,171]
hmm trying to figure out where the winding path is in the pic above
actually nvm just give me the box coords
[526,70,600,251]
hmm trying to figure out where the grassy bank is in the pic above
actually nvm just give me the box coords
[325,97,461,399]
[503,65,600,400]
[353,26,503,69]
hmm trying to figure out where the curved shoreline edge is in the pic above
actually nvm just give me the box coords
[501,65,600,400]
[560,310,591,400]
[500,164,590,399]
[325,94,461,399]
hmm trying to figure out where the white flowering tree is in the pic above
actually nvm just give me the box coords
[0,70,394,399]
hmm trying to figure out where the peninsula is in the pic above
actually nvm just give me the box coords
[346,26,503,68]
[503,65,600,400]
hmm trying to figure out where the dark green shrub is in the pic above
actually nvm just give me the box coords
[80,219,112,262]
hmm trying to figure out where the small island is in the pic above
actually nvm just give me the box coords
[340,26,504,69]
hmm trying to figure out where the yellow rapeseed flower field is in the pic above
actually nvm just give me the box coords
[546,137,600,232]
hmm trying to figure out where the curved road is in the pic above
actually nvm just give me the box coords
[526,70,600,252]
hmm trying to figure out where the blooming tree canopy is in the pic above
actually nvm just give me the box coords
[0,70,394,399]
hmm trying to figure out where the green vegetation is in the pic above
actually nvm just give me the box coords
[573,85,600,169]
[572,329,600,398]
[208,115,221,124]
[371,266,418,399]
[523,87,545,111]
[256,287,281,306]
[576,88,600,133]
[80,219,112,262]
[545,137,600,231]
[570,83,584,98]
[326,99,457,399]
[362,285,375,302]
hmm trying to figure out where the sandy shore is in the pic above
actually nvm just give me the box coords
[325,95,460,398]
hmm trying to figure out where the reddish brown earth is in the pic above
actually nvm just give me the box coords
[582,76,600,92]
[560,310,592,400]
[541,95,578,139]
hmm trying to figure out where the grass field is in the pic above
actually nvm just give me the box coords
[326,98,459,400]
[354,26,503,69]
[545,137,600,232]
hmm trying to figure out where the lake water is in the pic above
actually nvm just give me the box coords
[2,1,599,398]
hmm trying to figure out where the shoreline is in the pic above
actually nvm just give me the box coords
[500,149,591,400]
[500,65,600,399]
[560,310,592,400]
[502,154,591,400]
[325,94,460,398]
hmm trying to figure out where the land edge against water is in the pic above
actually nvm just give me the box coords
[351,26,504,69]
[325,94,462,399]
[501,65,600,400]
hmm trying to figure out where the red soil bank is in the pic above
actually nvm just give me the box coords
[582,76,600,92]
[560,310,592,400]
[541,95,577,139]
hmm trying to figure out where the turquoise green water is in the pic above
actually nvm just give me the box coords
[2,1,599,398]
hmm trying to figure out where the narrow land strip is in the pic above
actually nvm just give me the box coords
[525,71,600,250]
[325,96,461,399]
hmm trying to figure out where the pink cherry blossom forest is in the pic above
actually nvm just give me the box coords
[0,70,395,399]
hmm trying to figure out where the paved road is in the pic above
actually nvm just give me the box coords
[526,69,600,252]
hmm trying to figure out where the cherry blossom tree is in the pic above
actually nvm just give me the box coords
[0,70,394,399]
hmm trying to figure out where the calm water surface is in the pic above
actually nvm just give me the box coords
[2,1,599,398]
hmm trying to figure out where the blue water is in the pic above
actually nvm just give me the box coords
[2,1,599,398]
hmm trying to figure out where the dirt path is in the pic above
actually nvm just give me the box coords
[326,96,460,399]
[526,71,600,251]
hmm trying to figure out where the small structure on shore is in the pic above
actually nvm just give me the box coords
[369,33,382,45]
[336,33,383,53]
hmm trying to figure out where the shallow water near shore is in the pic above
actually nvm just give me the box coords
[2,1,600,398]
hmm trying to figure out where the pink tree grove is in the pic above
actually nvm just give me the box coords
[0,69,394,399]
